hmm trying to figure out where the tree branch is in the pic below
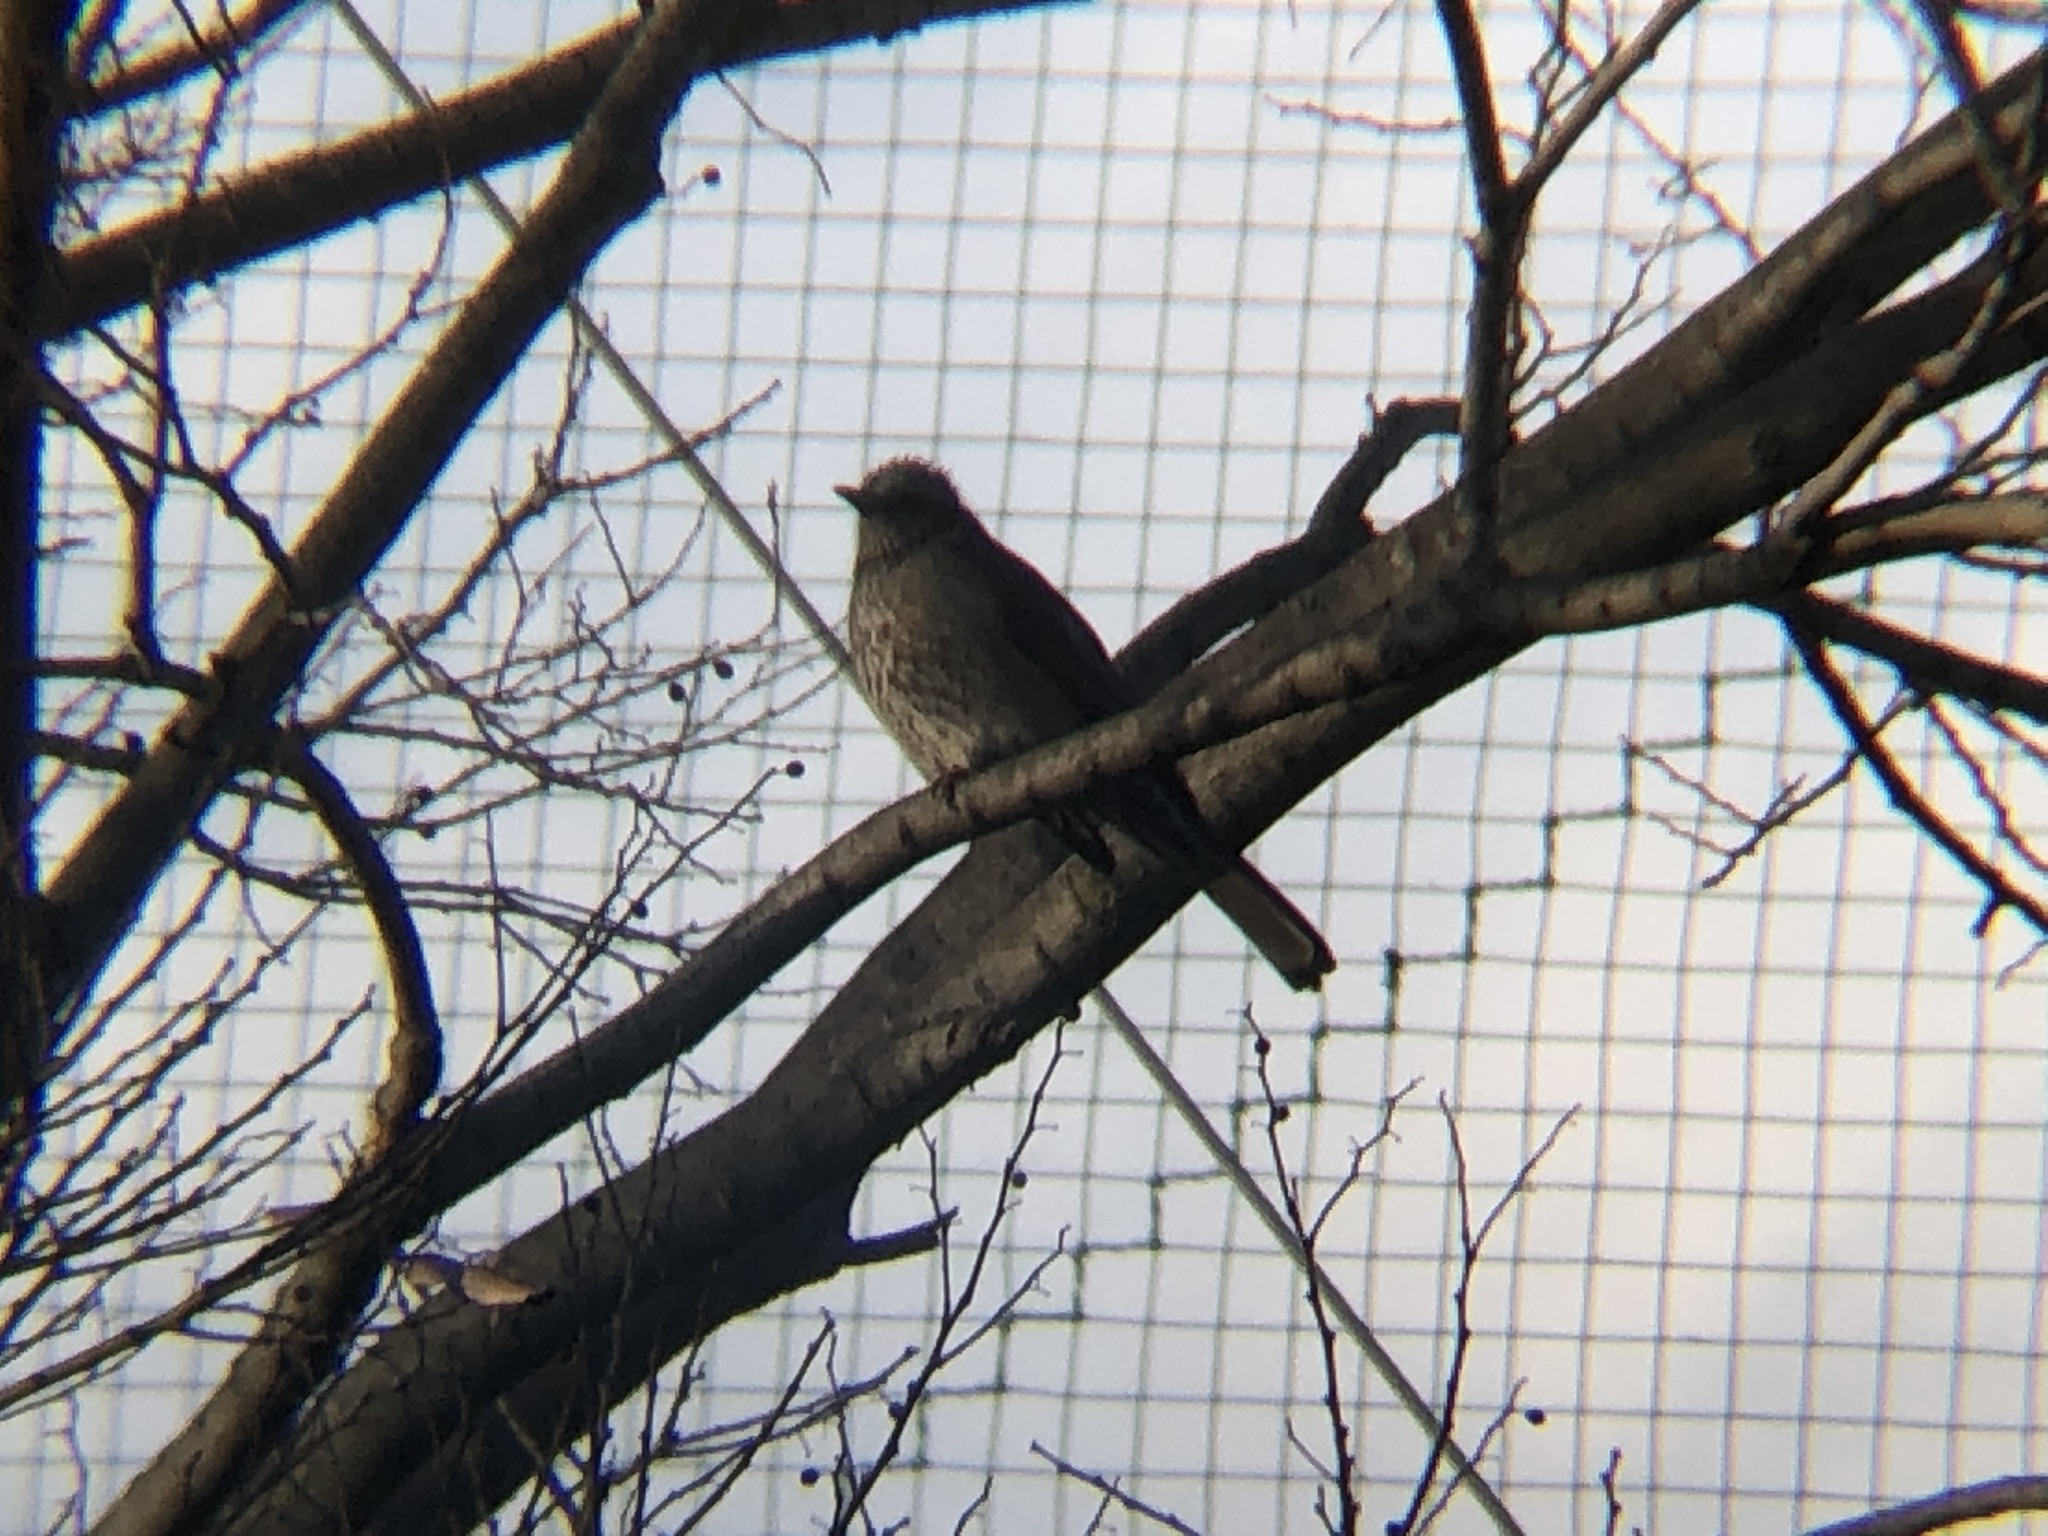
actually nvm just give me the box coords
[1789,621,2048,939]
[42,0,745,1023]
[50,0,1077,336]
[1519,492,2048,637]
[1435,0,1517,540]
[53,38,2048,1534]
[73,3,793,1532]
[0,0,70,1226]
[1802,1474,2048,1536]
[68,0,311,113]
[1118,396,1456,696]
[265,730,439,1160]
[1776,591,2048,724]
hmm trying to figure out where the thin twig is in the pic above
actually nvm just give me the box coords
[828,1027,1071,1533]
[1789,621,2048,939]
[1029,1443,1204,1536]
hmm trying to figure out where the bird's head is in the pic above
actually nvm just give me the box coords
[835,457,974,560]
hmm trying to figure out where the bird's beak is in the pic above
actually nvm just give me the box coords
[833,482,865,513]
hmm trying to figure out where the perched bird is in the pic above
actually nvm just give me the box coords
[837,456,1335,991]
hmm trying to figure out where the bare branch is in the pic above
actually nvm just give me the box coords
[49,0,1076,336]
[1776,591,2048,725]
[1120,396,1457,697]
[42,0,740,1024]
[69,0,311,114]
[830,1027,1070,1532]
[1517,0,1703,199]
[1434,0,1517,540]
[1030,1443,1205,1536]
[1518,491,2048,638]
[1599,1449,1630,1536]
[1250,1023,1382,1536]
[0,0,72,1237]
[1803,1476,2048,1536]
[1789,621,2048,940]
[1395,1101,1575,1536]
[265,731,439,1159]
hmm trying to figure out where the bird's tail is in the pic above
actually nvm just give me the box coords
[1203,861,1336,992]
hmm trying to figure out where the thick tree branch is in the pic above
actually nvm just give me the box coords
[1804,1477,2048,1536]
[1498,45,2047,545]
[1497,212,2048,585]
[1519,493,2048,636]
[0,0,70,1222]
[51,0,1076,336]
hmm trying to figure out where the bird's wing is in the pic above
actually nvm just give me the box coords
[977,532,1135,725]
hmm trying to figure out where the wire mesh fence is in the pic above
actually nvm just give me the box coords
[11,1,2048,1532]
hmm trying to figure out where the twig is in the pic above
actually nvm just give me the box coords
[1599,1448,1628,1536]
[828,1027,1071,1533]
[1029,1443,1204,1536]
[1789,621,2048,939]
[1517,0,1703,199]
[949,1477,993,1536]
[1925,698,2048,881]
[717,72,831,194]
[1394,1099,1575,1536]
[1409,1389,1528,1536]
[1776,591,2048,727]
[1251,1023,1403,1536]
[670,1327,831,1534]
[70,0,312,113]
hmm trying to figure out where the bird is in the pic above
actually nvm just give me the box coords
[836,456,1335,991]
